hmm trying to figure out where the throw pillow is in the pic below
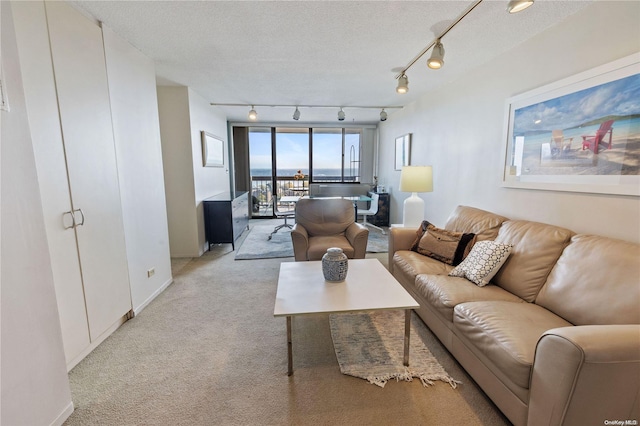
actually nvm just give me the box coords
[448,240,512,286]
[410,221,477,266]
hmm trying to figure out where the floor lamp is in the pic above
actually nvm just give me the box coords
[399,166,433,228]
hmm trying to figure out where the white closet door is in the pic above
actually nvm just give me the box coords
[11,1,90,365]
[45,2,132,340]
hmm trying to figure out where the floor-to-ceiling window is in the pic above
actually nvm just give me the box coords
[248,126,362,217]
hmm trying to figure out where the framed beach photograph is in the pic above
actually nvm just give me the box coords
[202,131,224,167]
[502,54,640,196]
[395,133,411,170]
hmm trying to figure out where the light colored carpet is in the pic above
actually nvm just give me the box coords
[330,310,460,388]
[63,247,510,425]
[235,220,388,260]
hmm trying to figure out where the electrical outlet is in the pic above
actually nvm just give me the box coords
[147,268,155,278]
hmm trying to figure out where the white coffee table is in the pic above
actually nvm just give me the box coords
[273,258,419,376]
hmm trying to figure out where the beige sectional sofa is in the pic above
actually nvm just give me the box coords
[389,206,640,426]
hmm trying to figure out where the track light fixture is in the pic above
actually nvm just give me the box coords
[248,106,257,120]
[396,74,409,94]
[427,40,445,69]
[394,0,533,92]
[507,0,534,13]
[210,103,403,122]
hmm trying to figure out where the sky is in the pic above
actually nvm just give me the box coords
[248,129,360,172]
[513,73,640,134]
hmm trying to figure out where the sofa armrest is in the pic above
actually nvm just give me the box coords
[345,223,369,259]
[291,224,309,261]
[528,325,640,426]
[388,227,417,274]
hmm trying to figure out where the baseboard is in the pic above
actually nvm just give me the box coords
[132,276,174,316]
[49,399,74,426]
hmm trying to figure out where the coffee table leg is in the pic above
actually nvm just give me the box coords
[403,309,411,367]
[287,316,293,376]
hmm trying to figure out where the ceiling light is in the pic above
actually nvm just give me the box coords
[380,109,388,122]
[396,74,409,94]
[427,40,445,69]
[337,108,345,121]
[293,107,300,121]
[507,0,534,13]
[248,106,257,120]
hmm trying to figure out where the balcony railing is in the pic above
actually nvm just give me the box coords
[250,175,357,216]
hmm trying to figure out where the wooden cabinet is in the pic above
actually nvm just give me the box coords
[204,192,249,250]
[368,192,390,227]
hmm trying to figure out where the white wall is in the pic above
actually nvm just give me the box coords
[187,88,230,253]
[1,3,73,424]
[157,87,199,257]
[157,86,229,257]
[102,26,173,314]
[379,1,640,243]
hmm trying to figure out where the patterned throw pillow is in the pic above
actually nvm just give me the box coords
[410,220,476,266]
[448,240,512,286]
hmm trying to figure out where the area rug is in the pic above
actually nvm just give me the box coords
[235,223,294,260]
[235,222,388,260]
[329,310,460,388]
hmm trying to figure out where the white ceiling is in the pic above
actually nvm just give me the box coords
[72,0,591,124]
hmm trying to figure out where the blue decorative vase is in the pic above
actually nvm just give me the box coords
[322,247,348,282]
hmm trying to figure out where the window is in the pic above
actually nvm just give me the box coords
[247,126,363,217]
[311,128,361,182]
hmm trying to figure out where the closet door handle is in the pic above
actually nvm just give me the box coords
[73,208,85,227]
[62,211,76,229]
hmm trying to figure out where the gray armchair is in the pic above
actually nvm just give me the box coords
[291,198,369,261]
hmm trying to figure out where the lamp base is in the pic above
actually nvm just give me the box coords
[403,192,424,228]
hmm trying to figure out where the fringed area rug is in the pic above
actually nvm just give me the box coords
[329,310,460,388]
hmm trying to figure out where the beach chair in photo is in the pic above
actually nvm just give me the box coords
[550,129,573,158]
[581,120,614,154]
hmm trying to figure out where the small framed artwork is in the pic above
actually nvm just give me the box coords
[395,133,411,170]
[201,131,224,167]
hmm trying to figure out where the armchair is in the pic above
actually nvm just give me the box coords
[291,198,369,261]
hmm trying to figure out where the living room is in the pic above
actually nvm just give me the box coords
[2,1,639,425]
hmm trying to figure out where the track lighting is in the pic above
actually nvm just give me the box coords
[248,106,257,120]
[396,74,409,94]
[394,0,533,92]
[427,40,445,69]
[507,0,534,13]
[210,103,403,121]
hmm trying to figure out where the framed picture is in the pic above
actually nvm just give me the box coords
[395,133,411,170]
[201,131,224,167]
[502,54,640,196]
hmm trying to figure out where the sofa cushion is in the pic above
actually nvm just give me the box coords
[416,274,524,322]
[392,251,453,287]
[410,220,476,266]
[453,301,572,389]
[493,220,574,302]
[444,205,509,241]
[449,241,512,286]
[536,234,640,325]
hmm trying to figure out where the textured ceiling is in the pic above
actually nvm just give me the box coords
[72,0,591,124]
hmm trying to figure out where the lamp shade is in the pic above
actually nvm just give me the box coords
[399,166,433,193]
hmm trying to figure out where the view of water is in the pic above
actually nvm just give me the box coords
[250,168,345,177]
